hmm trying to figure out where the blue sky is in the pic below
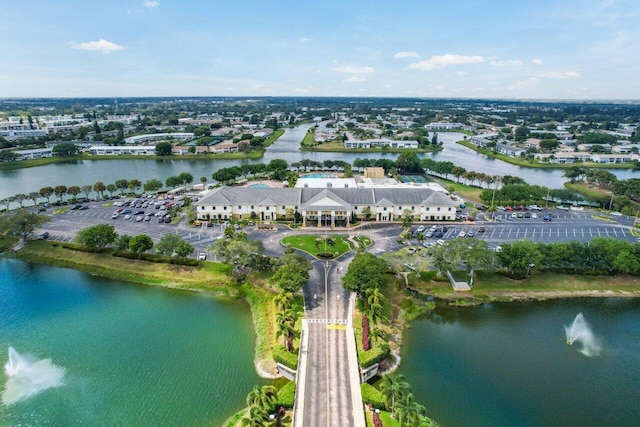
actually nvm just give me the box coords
[1,0,639,99]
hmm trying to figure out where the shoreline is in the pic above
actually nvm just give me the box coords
[456,140,638,169]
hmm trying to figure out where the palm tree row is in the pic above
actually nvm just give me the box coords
[379,374,433,426]
[242,384,283,426]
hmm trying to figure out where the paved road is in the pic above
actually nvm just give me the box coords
[292,250,365,427]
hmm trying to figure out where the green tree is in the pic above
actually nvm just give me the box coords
[39,186,54,203]
[115,179,129,195]
[106,183,117,198]
[143,179,163,193]
[2,210,48,243]
[496,239,541,279]
[53,185,67,202]
[81,185,93,199]
[75,224,117,251]
[173,240,194,258]
[270,254,312,292]
[401,209,414,229]
[27,192,41,206]
[93,182,106,198]
[342,252,388,296]
[395,151,422,174]
[52,143,78,156]
[67,186,81,201]
[155,141,173,156]
[155,234,184,257]
[129,234,154,256]
[128,179,142,195]
[114,234,131,251]
[380,374,410,419]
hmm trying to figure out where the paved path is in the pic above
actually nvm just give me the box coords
[294,254,365,427]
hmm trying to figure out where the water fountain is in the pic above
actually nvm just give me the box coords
[2,346,65,405]
[564,314,601,357]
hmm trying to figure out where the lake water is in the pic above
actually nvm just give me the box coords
[0,258,262,426]
[1,125,637,201]
[398,298,640,427]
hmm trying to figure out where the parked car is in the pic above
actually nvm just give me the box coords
[124,214,132,220]
[416,225,425,233]
[531,213,538,219]
[433,231,443,238]
[425,231,433,238]
[36,232,49,240]
[611,211,623,216]
[71,204,83,210]
[136,216,144,222]
[458,231,466,238]
[122,209,132,214]
[111,213,120,219]
[144,215,151,221]
[198,252,207,260]
[557,206,569,210]
[407,247,417,255]
[524,212,531,218]
[543,214,553,221]
[477,226,486,233]
[134,210,145,215]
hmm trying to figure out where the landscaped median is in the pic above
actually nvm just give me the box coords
[281,234,371,258]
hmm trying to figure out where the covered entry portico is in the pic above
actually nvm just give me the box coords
[301,189,351,227]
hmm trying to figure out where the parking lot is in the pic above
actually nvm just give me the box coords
[38,200,224,257]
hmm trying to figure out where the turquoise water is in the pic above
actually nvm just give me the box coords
[398,299,640,427]
[0,258,262,426]
[248,183,269,188]
[302,173,336,178]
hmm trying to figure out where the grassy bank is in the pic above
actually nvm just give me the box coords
[11,240,234,292]
[263,128,285,148]
[410,271,640,303]
[300,132,440,154]
[457,140,636,169]
[431,176,484,203]
[564,181,609,201]
[0,149,267,171]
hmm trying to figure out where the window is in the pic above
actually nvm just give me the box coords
[437,207,441,211]
[399,206,402,211]
[201,206,205,210]
[250,205,254,209]
[383,207,387,211]
[354,206,358,210]
[266,207,270,211]
[448,207,452,211]
[223,206,227,210]
[212,206,216,210]
[411,206,415,210]
[238,205,241,209]
[282,206,285,209]
[295,206,298,210]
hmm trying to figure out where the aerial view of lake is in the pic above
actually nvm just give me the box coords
[398,298,640,427]
[0,258,262,426]
[1,125,637,201]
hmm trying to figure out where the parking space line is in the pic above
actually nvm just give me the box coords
[581,229,584,237]
[604,229,610,237]
[612,228,618,237]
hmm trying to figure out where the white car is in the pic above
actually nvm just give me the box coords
[531,213,538,219]
[611,211,623,216]
[458,231,466,238]
[416,225,425,233]
[136,216,144,222]
[436,239,445,246]
[197,252,207,260]
[124,214,132,220]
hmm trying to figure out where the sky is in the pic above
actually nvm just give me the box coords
[1,0,639,100]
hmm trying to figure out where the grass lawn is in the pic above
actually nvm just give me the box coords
[564,181,609,201]
[431,177,484,203]
[14,240,234,292]
[281,234,354,258]
[410,270,640,301]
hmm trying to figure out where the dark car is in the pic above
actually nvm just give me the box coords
[36,231,49,240]
[433,230,443,238]
[78,206,89,210]
[133,210,145,215]
[543,214,553,221]
[122,209,132,214]
[71,204,83,210]
[163,216,172,223]
[478,226,486,233]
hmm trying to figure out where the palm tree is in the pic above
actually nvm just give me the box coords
[274,291,294,312]
[242,404,271,426]
[396,392,426,426]
[246,384,278,412]
[276,309,299,352]
[365,288,386,326]
[380,374,410,419]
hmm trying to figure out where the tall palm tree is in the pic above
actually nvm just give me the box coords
[274,291,294,312]
[365,288,386,325]
[246,384,278,412]
[396,392,426,426]
[380,374,410,419]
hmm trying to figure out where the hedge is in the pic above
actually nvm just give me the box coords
[361,383,387,410]
[273,345,298,370]
[276,381,296,408]
[359,344,390,368]
[111,250,200,267]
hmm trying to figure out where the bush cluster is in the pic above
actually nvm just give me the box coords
[361,383,387,410]
[275,381,296,408]
[272,345,298,370]
[359,344,390,368]
[112,250,200,266]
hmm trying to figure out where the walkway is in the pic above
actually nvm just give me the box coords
[293,255,365,427]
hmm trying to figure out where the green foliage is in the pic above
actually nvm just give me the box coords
[75,223,117,251]
[112,250,200,266]
[342,252,389,296]
[1,210,48,242]
[155,141,173,156]
[276,381,296,408]
[270,254,312,292]
[272,345,298,370]
[361,383,387,410]
[129,234,154,255]
[359,344,390,368]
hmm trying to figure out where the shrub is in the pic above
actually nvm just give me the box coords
[112,250,201,267]
[419,270,437,281]
[361,383,387,410]
[61,243,102,253]
[276,381,296,408]
[273,345,298,370]
[359,344,390,368]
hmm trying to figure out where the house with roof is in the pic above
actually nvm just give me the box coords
[195,186,458,226]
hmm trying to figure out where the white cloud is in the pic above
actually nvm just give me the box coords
[407,54,485,70]
[343,76,367,83]
[490,59,523,67]
[455,71,467,76]
[299,37,311,43]
[330,66,375,74]
[537,71,581,79]
[70,39,127,53]
[393,51,420,59]
[531,58,543,65]
[509,77,540,90]
[143,0,160,9]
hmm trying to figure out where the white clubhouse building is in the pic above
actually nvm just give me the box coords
[195,186,459,226]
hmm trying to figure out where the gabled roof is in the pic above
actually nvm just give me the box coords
[376,197,395,206]
[301,188,351,211]
[422,191,458,207]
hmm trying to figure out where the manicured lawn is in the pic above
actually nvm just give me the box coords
[281,234,354,258]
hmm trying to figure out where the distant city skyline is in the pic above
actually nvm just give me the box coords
[1,0,639,99]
